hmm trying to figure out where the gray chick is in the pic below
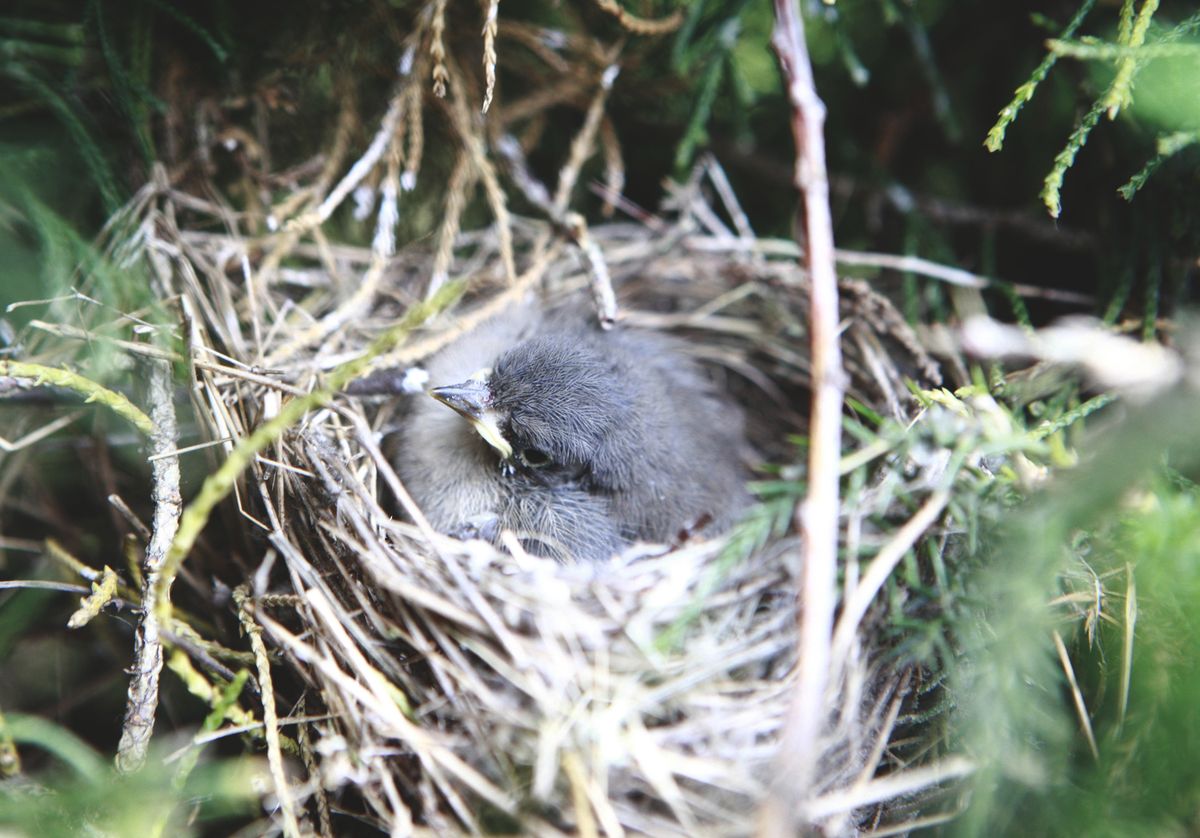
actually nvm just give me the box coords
[391,306,748,561]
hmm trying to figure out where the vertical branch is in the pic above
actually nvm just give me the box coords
[763,0,845,831]
[116,356,182,772]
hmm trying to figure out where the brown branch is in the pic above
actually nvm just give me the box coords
[762,0,845,833]
[115,356,182,773]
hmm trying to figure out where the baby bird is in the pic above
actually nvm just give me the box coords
[391,307,748,561]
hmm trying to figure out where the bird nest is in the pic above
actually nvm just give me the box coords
[80,165,943,836]
[0,154,954,834]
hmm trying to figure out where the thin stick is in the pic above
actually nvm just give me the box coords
[805,756,975,820]
[833,248,1095,305]
[1117,562,1137,732]
[1053,630,1100,761]
[427,150,477,297]
[310,94,406,227]
[551,63,618,214]
[703,153,755,242]
[562,752,600,838]
[236,588,303,837]
[481,0,500,113]
[764,0,845,832]
[677,237,1095,304]
[296,705,334,838]
[444,57,516,284]
[552,63,621,327]
[494,58,621,327]
[831,489,951,667]
[591,0,683,35]
[430,0,449,97]
[0,580,91,594]
[116,357,182,773]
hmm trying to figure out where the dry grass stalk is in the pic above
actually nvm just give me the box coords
[295,707,334,837]
[551,60,618,213]
[403,81,425,188]
[499,21,571,73]
[428,151,478,298]
[443,56,517,283]
[481,0,500,113]
[1053,630,1100,761]
[835,248,1095,305]
[832,488,952,667]
[1118,563,1137,731]
[500,75,587,126]
[493,57,623,327]
[313,76,363,202]
[430,0,449,98]
[264,98,409,362]
[591,0,685,36]
[235,587,303,837]
[598,116,624,217]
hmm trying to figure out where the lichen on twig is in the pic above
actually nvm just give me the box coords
[116,356,182,774]
[0,360,155,436]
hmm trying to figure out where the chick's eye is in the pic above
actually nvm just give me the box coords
[518,447,551,468]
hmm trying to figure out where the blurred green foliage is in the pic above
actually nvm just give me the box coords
[944,388,1200,835]
[1055,478,1200,835]
[0,712,262,836]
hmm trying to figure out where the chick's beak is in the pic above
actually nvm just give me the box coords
[430,379,513,459]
